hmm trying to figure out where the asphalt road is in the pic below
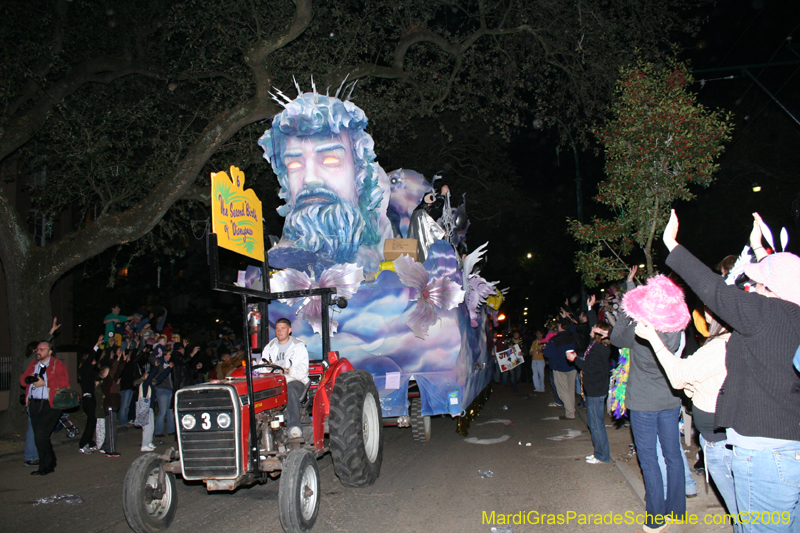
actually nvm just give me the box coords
[1,383,734,533]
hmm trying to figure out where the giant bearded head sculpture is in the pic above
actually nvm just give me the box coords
[258,93,385,266]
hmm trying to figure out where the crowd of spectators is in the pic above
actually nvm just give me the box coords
[488,211,800,532]
[23,303,247,466]
[522,212,800,533]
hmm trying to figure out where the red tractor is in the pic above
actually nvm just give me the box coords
[122,237,384,533]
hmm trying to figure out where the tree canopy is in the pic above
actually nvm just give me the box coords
[0,0,700,431]
[568,59,733,287]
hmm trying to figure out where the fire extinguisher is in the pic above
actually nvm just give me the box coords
[249,310,261,350]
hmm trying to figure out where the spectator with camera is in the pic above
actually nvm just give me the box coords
[151,346,176,437]
[20,341,70,476]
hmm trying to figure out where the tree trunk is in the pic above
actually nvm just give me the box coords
[644,197,660,277]
[0,0,317,437]
[0,255,52,435]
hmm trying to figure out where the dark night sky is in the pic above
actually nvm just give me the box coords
[73,0,800,340]
[489,0,800,326]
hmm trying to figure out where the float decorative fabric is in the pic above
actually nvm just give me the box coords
[270,263,364,335]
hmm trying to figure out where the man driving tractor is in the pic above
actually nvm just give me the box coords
[258,318,309,440]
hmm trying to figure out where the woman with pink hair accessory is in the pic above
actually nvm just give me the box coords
[663,210,800,533]
[610,273,690,532]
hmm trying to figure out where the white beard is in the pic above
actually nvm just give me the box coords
[283,198,370,263]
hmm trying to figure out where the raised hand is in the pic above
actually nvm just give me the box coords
[663,209,679,251]
[634,321,659,344]
[627,265,638,282]
[750,213,768,260]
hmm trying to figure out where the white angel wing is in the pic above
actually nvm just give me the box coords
[462,241,489,279]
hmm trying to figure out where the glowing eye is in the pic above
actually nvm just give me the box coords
[322,156,340,166]
[217,413,232,429]
[181,414,196,430]
[286,161,302,170]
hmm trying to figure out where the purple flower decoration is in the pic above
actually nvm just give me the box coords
[393,255,465,338]
[271,263,364,335]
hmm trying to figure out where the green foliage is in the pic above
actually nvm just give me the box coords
[569,58,733,287]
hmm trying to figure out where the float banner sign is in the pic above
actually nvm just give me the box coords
[211,166,265,262]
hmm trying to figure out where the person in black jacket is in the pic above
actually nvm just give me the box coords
[663,210,800,529]
[568,321,612,464]
[78,338,102,454]
[117,340,142,427]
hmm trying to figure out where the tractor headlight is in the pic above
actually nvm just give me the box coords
[217,413,231,429]
[181,414,196,430]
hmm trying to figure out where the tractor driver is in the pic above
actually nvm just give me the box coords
[260,318,309,440]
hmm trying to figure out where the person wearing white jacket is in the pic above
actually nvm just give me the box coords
[260,318,309,439]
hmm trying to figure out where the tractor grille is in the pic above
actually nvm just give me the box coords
[176,386,240,480]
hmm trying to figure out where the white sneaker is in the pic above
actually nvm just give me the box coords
[586,456,604,464]
[585,454,595,460]
[141,444,156,452]
[79,445,94,454]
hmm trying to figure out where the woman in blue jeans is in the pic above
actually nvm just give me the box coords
[567,320,612,464]
[610,274,690,533]
[150,350,175,436]
[637,311,740,532]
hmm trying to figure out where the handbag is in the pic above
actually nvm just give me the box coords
[134,384,152,427]
[53,388,80,409]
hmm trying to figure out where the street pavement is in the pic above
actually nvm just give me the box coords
[1,381,735,533]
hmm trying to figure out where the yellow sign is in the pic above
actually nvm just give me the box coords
[211,166,265,262]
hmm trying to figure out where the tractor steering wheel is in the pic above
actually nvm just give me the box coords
[251,363,285,374]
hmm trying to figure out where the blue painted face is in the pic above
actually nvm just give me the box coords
[283,132,358,210]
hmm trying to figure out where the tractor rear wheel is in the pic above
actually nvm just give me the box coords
[279,448,320,533]
[329,369,383,487]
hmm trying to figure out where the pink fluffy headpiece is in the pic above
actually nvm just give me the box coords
[621,275,690,332]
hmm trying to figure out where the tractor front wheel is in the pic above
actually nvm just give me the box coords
[279,448,320,533]
[122,453,178,533]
